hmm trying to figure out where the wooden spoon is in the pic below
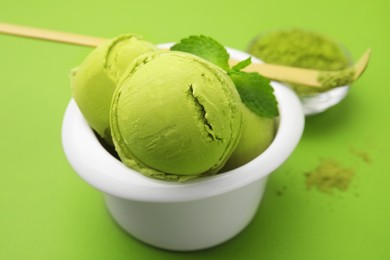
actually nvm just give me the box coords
[0,22,370,88]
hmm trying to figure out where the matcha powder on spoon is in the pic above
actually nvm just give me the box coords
[247,28,351,95]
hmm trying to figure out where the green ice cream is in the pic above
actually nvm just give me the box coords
[110,51,243,181]
[222,103,275,171]
[71,34,157,144]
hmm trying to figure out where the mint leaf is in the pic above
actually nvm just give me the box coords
[228,71,279,118]
[231,57,252,71]
[171,35,230,71]
[171,35,278,118]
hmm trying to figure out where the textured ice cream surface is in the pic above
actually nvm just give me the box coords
[71,34,157,144]
[110,51,243,181]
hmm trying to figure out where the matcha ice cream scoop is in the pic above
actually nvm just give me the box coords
[222,103,275,171]
[71,34,157,144]
[110,51,243,181]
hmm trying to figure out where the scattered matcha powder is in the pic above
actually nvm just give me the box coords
[350,148,372,163]
[305,159,355,194]
[247,28,351,95]
[276,185,288,196]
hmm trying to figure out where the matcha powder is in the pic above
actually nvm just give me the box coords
[318,68,355,90]
[247,29,351,95]
[305,159,355,194]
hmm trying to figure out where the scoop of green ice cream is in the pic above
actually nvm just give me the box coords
[71,34,157,144]
[110,51,243,181]
[221,103,275,171]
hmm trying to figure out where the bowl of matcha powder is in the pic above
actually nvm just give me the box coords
[247,28,352,115]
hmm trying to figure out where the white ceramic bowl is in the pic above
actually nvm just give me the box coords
[300,86,349,116]
[247,34,351,116]
[61,47,305,251]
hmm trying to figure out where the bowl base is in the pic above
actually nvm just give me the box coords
[104,178,267,251]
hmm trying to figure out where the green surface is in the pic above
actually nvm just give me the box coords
[0,0,389,259]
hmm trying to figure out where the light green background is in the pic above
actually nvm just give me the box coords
[0,0,389,259]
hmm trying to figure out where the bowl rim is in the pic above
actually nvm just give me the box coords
[61,46,305,203]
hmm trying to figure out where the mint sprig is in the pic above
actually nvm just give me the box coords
[231,57,252,71]
[228,71,279,118]
[171,35,230,71]
[171,35,279,118]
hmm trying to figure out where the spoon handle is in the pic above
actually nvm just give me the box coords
[0,22,104,47]
[0,22,370,88]
[237,61,321,87]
